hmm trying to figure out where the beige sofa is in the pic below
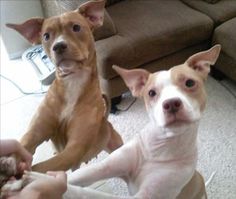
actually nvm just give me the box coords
[40,0,236,99]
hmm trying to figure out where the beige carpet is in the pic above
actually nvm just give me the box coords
[96,76,236,199]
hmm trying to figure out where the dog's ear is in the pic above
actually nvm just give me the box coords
[113,65,150,97]
[6,18,44,44]
[185,44,221,79]
[78,0,105,29]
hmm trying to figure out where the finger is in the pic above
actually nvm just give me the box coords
[7,196,18,199]
[46,171,57,177]
[18,162,30,173]
[3,191,19,199]
[18,147,32,165]
[23,171,38,183]
[24,171,52,181]
[0,140,18,156]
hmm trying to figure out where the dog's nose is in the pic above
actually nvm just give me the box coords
[163,98,182,114]
[53,42,67,54]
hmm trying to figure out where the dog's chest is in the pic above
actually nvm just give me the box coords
[60,74,89,121]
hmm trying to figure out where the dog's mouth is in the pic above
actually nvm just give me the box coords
[56,59,82,77]
[166,118,189,127]
[163,112,194,127]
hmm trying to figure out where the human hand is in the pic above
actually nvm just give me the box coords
[0,139,32,171]
[6,171,67,199]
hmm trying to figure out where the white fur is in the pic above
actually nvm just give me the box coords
[149,71,201,127]
[60,68,91,121]
[53,35,65,47]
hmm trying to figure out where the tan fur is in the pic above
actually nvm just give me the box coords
[7,0,123,173]
[177,171,207,199]
[170,64,207,112]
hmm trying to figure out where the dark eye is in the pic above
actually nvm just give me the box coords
[73,24,81,32]
[43,33,50,41]
[185,79,195,88]
[148,89,156,97]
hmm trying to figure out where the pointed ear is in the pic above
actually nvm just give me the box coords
[78,0,105,29]
[6,18,44,44]
[185,44,221,79]
[113,65,150,97]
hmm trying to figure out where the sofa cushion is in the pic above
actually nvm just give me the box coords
[213,17,236,60]
[96,0,213,79]
[181,0,236,26]
[106,0,124,7]
[40,0,117,40]
[203,0,220,4]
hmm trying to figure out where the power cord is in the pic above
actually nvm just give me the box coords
[0,74,47,95]
[118,98,137,112]
[111,97,137,114]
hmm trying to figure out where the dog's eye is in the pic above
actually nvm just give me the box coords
[148,90,156,97]
[43,33,50,41]
[73,24,81,32]
[185,79,195,88]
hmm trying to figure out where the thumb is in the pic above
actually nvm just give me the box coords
[47,171,67,182]
[5,193,19,199]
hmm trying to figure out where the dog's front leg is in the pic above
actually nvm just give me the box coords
[31,113,104,172]
[20,95,59,154]
[31,141,88,173]
[68,140,138,187]
[105,121,123,153]
[64,185,138,199]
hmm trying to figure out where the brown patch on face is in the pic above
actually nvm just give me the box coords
[170,64,207,112]
[41,11,94,68]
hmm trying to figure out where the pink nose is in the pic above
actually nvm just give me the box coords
[163,98,182,113]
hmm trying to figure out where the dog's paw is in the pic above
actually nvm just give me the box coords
[0,171,40,198]
[1,179,24,192]
[0,171,53,198]
[0,156,17,176]
[0,179,24,199]
[0,156,17,189]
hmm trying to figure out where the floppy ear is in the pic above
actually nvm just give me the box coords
[78,0,105,29]
[6,18,44,44]
[113,65,150,97]
[185,44,221,79]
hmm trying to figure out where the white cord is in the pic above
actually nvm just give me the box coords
[205,171,216,187]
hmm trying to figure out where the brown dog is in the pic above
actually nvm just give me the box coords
[6,0,123,173]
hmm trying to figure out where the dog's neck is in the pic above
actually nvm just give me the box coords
[55,50,100,97]
[52,51,102,121]
[140,121,199,163]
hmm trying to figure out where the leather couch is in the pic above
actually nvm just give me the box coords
[40,0,236,98]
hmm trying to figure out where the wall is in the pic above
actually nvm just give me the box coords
[0,0,43,59]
